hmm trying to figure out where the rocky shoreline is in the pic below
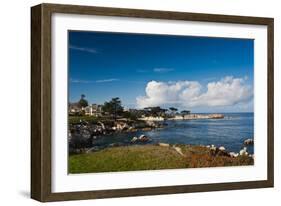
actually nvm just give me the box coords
[68,119,166,153]
[68,117,253,158]
[69,114,224,151]
[69,120,254,159]
[139,113,224,121]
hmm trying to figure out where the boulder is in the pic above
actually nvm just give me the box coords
[229,152,239,158]
[139,134,149,142]
[210,144,216,151]
[97,121,105,130]
[131,135,150,143]
[131,136,138,143]
[244,138,254,145]
[209,145,217,156]
[239,147,248,156]
[128,126,137,132]
[217,147,230,157]
[158,143,170,147]
[219,146,226,151]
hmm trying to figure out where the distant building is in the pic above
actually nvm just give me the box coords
[68,102,82,115]
[123,107,130,112]
[84,104,103,116]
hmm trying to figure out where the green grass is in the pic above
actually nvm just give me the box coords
[69,145,254,174]
[68,115,136,124]
[68,116,98,124]
[69,145,187,173]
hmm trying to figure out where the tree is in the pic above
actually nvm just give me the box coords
[78,94,88,108]
[144,106,166,117]
[181,110,191,117]
[169,107,178,116]
[122,111,137,120]
[102,97,124,120]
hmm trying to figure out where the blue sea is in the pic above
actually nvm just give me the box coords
[92,113,254,154]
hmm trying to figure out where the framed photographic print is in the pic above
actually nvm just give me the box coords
[31,3,274,202]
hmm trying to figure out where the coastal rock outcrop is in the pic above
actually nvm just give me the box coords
[208,145,230,157]
[239,147,248,156]
[229,152,239,158]
[138,116,165,121]
[206,143,254,158]
[131,135,150,143]
[139,134,150,142]
[170,113,224,120]
[131,136,138,143]
[209,145,217,156]
[219,146,226,151]
[244,138,254,145]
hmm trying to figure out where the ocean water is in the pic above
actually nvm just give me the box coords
[92,113,254,154]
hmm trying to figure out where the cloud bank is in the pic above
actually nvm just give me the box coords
[136,76,253,109]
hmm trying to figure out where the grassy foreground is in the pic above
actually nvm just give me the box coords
[69,145,254,173]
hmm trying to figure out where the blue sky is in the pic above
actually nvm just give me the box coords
[68,31,254,113]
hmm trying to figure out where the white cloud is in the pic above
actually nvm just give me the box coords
[153,68,174,73]
[95,78,119,83]
[70,79,93,84]
[69,45,98,54]
[136,68,174,73]
[136,76,253,109]
[70,78,119,83]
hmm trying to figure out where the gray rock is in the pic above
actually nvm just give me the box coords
[244,138,254,145]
